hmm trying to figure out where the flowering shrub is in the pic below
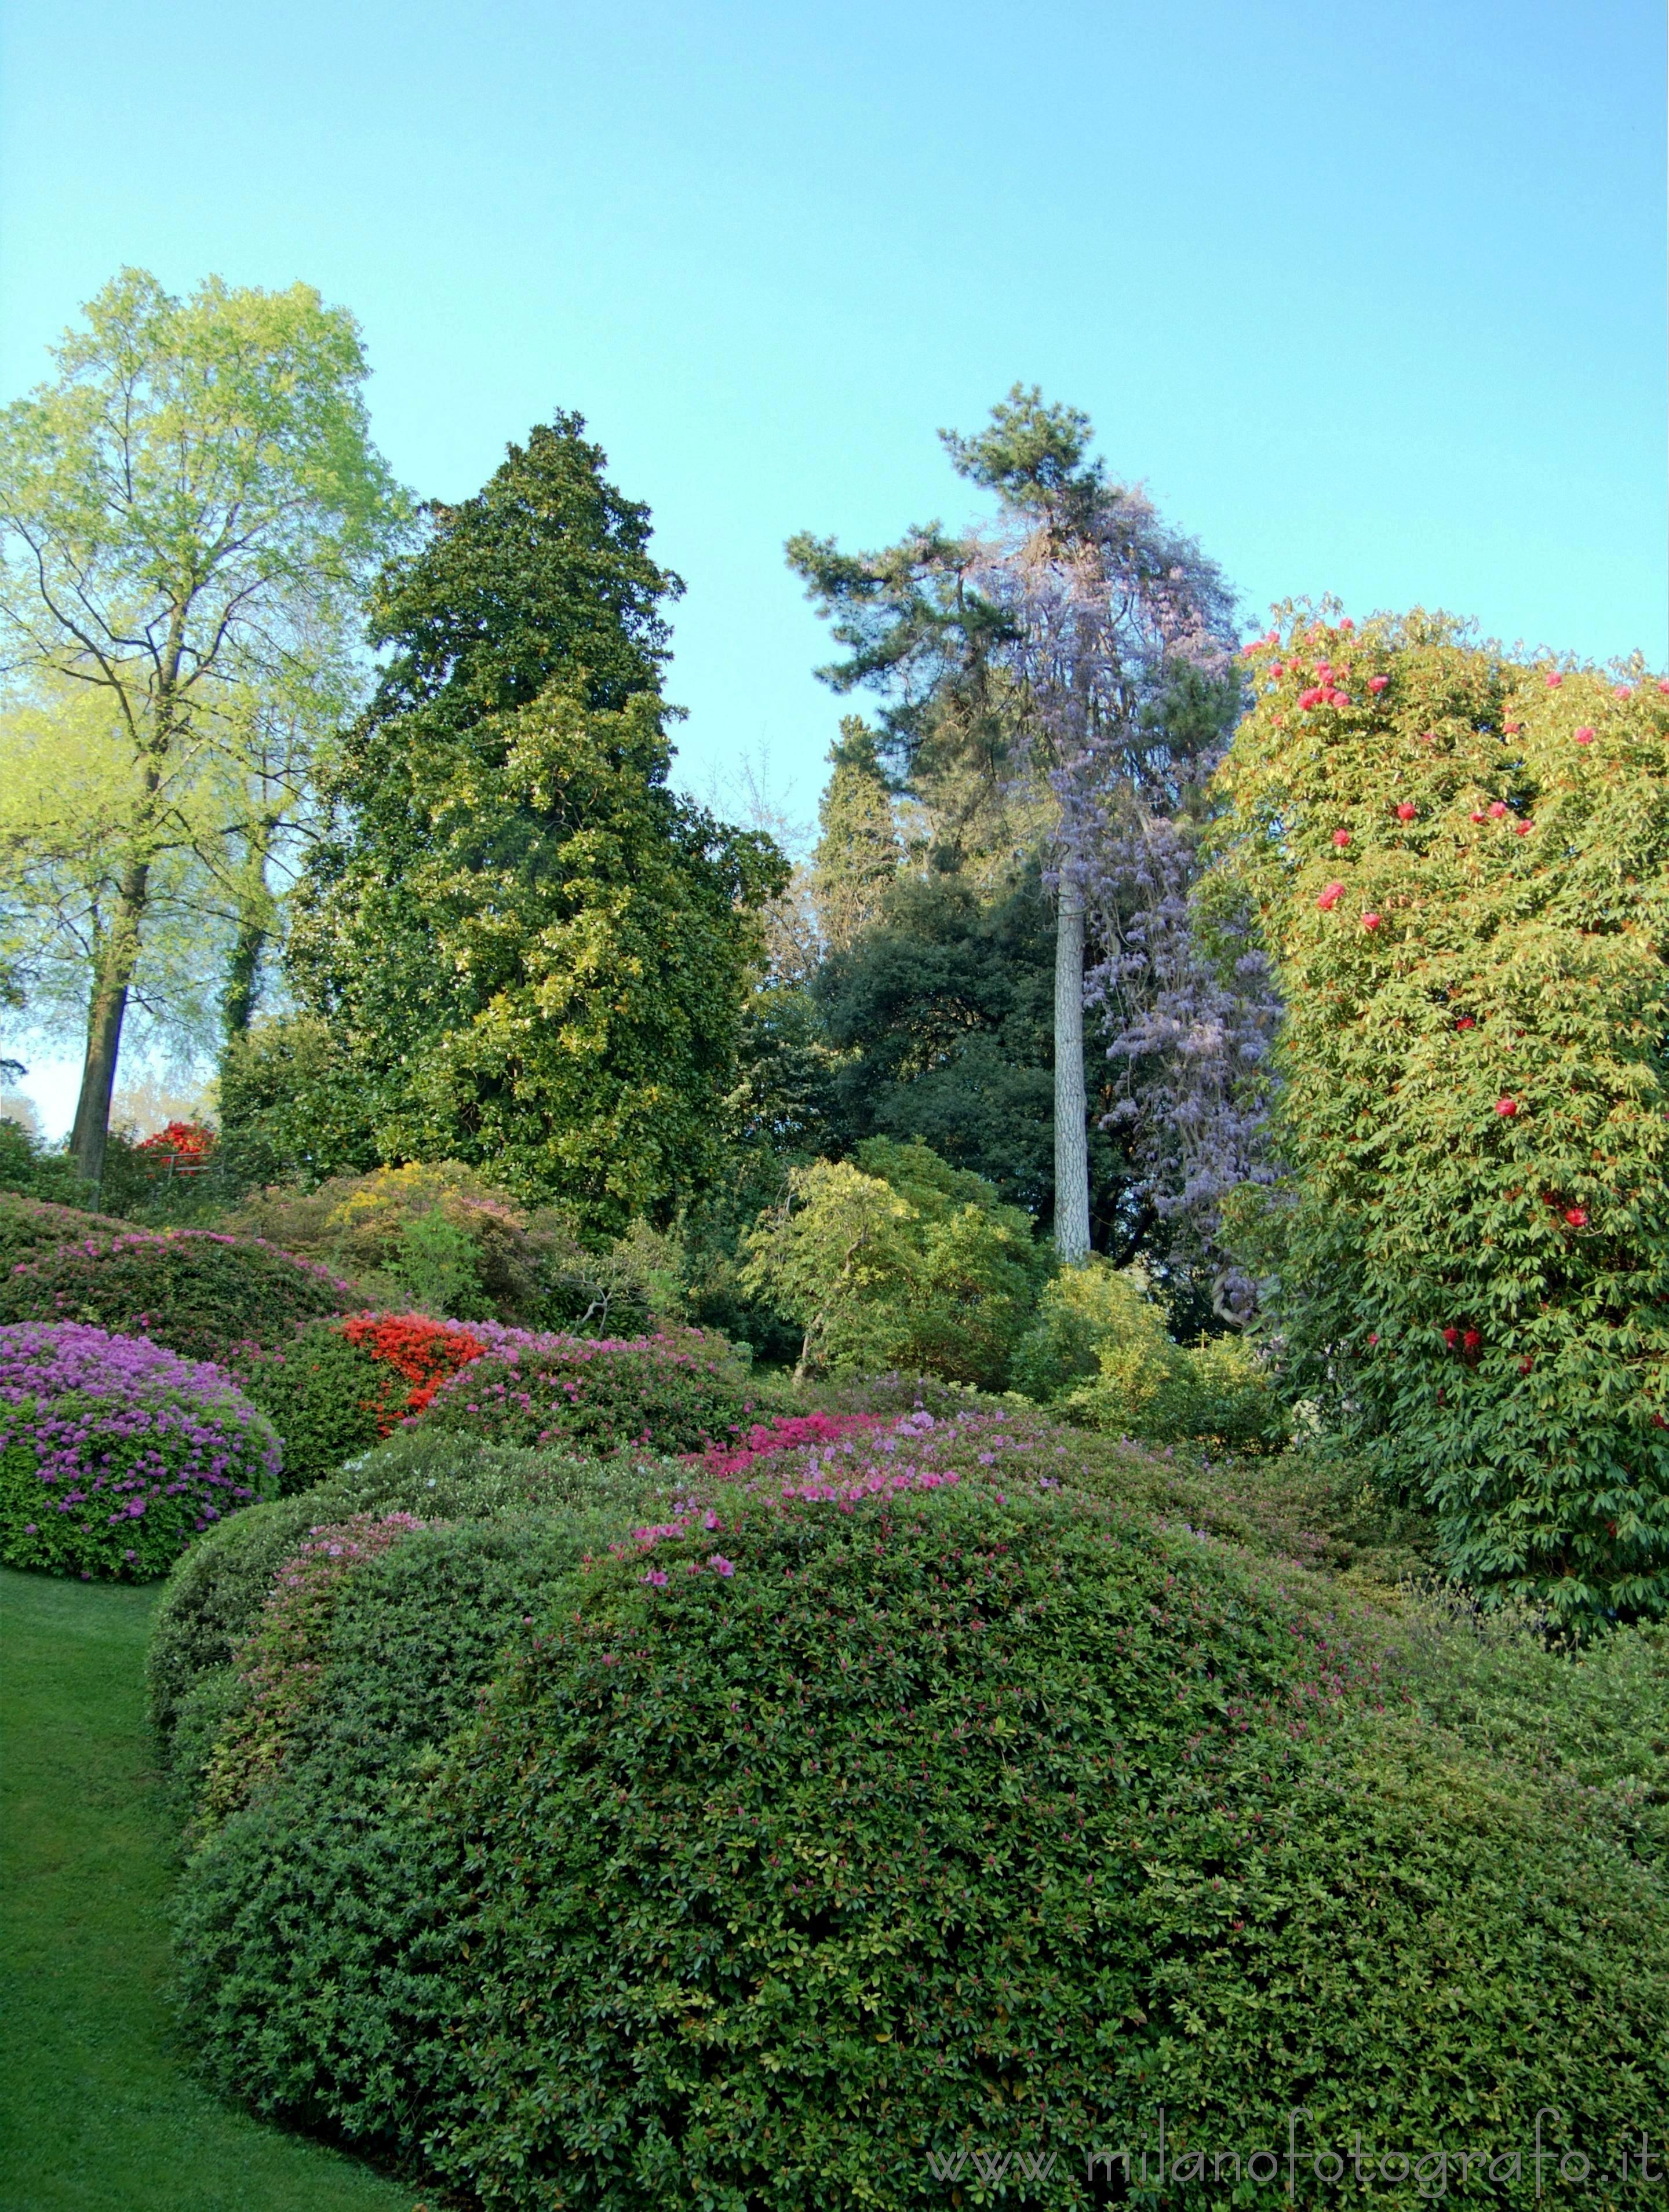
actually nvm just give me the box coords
[0,1228,356,1367]
[414,1326,750,1455]
[0,1322,278,1580]
[0,1191,128,1268]
[135,1119,216,1171]
[235,1311,491,1492]
[199,1511,426,1825]
[685,1408,881,1477]
[170,1447,1669,2201]
[1222,611,1669,1623]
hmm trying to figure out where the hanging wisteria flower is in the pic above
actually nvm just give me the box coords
[0,1322,279,1581]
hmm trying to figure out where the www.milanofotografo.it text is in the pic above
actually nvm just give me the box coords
[923,2109,1669,2196]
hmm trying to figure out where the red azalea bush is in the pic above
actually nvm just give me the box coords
[0,1228,357,1366]
[1222,609,1669,1624]
[414,1327,752,1456]
[235,1312,490,1494]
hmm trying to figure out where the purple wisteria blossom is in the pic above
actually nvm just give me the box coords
[0,1322,279,1582]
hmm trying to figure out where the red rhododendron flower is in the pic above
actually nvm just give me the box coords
[1495,1097,1518,1116]
[1574,727,1594,744]
[1368,674,1389,692]
[1470,809,1486,823]
[1456,1016,1475,1030]
[1395,801,1416,820]
[1514,820,1531,837]
[1658,680,1669,695]
[1462,1329,1481,1355]
[1361,912,1382,931]
[1317,881,1344,911]
[1332,827,1351,847]
[1368,1332,1379,1345]
[1299,686,1323,710]
[1545,672,1562,688]
[1442,1327,1459,1349]
[1564,1207,1588,1227]
[1503,720,1522,733]
[1340,618,1355,630]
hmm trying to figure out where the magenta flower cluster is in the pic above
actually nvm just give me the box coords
[0,1322,279,1582]
[616,1405,1040,1587]
[413,1324,746,1454]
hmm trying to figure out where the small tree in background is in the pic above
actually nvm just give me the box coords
[1220,608,1669,1624]
[809,716,902,952]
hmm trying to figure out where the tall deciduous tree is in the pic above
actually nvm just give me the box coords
[0,269,405,1188]
[287,418,786,1226]
[810,716,902,951]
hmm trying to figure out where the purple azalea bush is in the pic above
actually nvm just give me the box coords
[0,1322,279,1582]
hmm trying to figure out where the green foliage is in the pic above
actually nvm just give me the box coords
[216,1013,383,1191]
[230,1160,657,1332]
[414,1328,753,1456]
[1221,612,1669,1623]
[146,1425,671,1749]
[291,685,786,1228]
[0,1186,129,1264]
[1012,1260,1283,1447]
[0,1119,98,1207]
[0,1227,355,1365]
[169,1509,629,2156]
[231,1317,391,1494]
[284,418,785,1227]
[810,716,902,949]
[741,1136,1049,1385]
[814,867,1134,1236]
[194,1472,1659,2210]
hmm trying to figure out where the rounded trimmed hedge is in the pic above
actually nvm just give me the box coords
[165,1413,1667,2204]
[414,1325,753,1455]
[0,1227,357,1366]
[0,1322,278,1579]
[0,1190,129,1268]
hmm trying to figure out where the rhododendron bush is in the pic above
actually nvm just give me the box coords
[0,1227,356,1366]
[414,1325,752,1455]
[234,1311,490,1491]
[1220,609,1669,1622]
[166,1413,1667,2204]
[0,1322,277,1579]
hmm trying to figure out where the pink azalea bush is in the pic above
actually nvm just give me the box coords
[413,1324,753,1455]
[0,1322,279,1580]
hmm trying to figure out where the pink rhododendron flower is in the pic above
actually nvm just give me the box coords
[1361,912,1382,931]
[1495,1097,1518,1116]
[708,1553,735,1577]
[1545,672,1562,688]
[1395,801,1416,821]
[1332,828,1351,848]
[1613,684,1632,699]
[1368,675,1389,692]
[1488,801,1508,819]
[1575,727,1594,744]
[1317,881,1344,911]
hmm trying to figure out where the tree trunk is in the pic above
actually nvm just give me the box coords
[221,815,276,1041]
[70,856,150,1195]
[1053,876,1091,1264]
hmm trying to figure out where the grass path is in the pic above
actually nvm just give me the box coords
[1,1567,416,2212]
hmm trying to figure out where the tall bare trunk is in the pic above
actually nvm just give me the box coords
[1054,877,1090,1263]
[70,856,150,1194]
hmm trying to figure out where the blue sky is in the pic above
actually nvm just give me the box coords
[2,0,1663,1127]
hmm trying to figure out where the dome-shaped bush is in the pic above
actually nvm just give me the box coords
[0,1227,356,1366]
[0,1322,278,1579]
[0,1189,129,1267]
[414,1324,752,1454]
[167,1413,1666,2203]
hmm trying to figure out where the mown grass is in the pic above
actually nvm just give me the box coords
[0,1567,414,2212]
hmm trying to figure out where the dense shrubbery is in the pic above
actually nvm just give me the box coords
[0,1227,356,1366]
[0,1188,129,1266]
[234,1311,490,1492]
[741,1137,1049,1386]
[0,1322,277,1579]
[147,1425,672,1753]
[0,1118,96,1207]
[165,1417,1668,2204]
[414,1324,755,1455]
[1011,1258,1283,1446]
[1222,615,1669,1622]
[229,1162,658,1333]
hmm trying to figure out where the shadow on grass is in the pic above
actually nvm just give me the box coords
[0,1567,416,2212]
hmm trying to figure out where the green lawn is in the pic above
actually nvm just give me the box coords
[0,1568,416,2212]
